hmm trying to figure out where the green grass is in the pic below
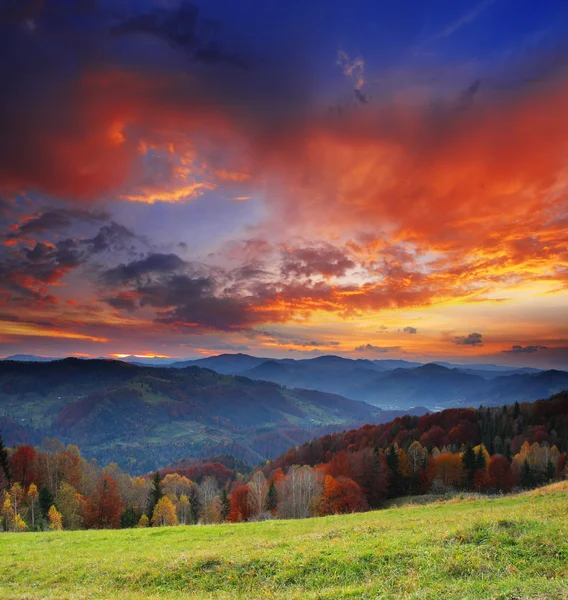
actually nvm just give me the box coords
[1,485,567,600]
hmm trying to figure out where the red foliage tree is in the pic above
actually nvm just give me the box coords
[83,474,124,529]
[227,485,250,523]
[487,455,517,493]
[420,426,447,449]
[320,475,367,515]
[448,421,479,446]
[9,445,36,487]
[325,450,352,479]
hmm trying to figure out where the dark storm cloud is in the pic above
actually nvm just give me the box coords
[102,292,138,312]
[112,2,245,67]
[0,216,140,308]
[502,344,548,354]
[135,273,260,331]
[0,238,81,307]
[454,332,483,346]
[155,294,255,331]
[101,253,186,285]
[11,209,108,238]
[137,274,212,308]
[84,222,136,254]
[102,267,259,332]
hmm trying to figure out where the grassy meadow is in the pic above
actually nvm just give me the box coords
[1,483,567,600]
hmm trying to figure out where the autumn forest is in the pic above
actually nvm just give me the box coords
[1,391,566,532]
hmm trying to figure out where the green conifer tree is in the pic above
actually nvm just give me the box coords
[265,480,278,512]
[520,459,534,488]
[146,471,163,518]
[38,486,54,520]
[461,443,477,489]
[0,435,11,482]
[221,488,230,521]
[120,506,139,528]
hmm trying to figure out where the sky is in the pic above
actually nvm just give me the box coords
[0,0,567,368]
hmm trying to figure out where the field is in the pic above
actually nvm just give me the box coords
[1,485,567,600]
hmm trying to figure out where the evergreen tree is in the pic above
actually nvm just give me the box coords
[120,506,138,528]
[545,460,556,482]
[38,486,54,520]
[187,486,200,524]
[513,401,520,419]
[265,479,278,513]
[221,488,230,521]
[386,446,402,498]
[461,443,477,489]
[0,435,11,481]
[503,441,512,463]
[146,471,163,518]
[520,459,535,488]
[475,447,486,471]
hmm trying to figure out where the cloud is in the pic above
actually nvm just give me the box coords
[434,0,496,40]
[280,244,356,279]
[103,292,139,313]
[3,209,109,246]
[0,0,312,201]
[454,332,484,346]
[502,345,548,354]
[337,50,367,103]
[101,253,186,286]
[354,343,401,353]
[403,326,417,334]
[0,227,98,308]
[252,330,340,348]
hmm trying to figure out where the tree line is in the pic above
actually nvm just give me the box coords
[1,392,566,531]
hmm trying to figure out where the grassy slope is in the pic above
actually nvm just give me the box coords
[1,485,567,600]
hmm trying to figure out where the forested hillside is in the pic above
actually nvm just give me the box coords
[0,393,566,533]
[0,358,383,472]
[262,391,568,514]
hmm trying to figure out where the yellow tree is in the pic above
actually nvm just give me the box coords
[162,473,192,498]
[137,513,149,528]
[177,494,190,525]
[48,505,63,531]
[407,441,428,474]
[201,496,222,524]
[14,514,27,532]
[28,483,38,529]
[55,483,83,530]
[151,497,178,527]
[1,494,15,531]
[9,482,25,517]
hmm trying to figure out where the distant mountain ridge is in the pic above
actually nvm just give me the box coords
[0,357,423,474]
[2,353,563,412]
[3,351,546,374]
[166,353,564,410]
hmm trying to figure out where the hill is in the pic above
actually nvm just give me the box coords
[0,358,387,473]
[4,353,562,411]
[167,353,562,410]
[1,486,566,599]
[241,360,567,410]
[271,391,568,474]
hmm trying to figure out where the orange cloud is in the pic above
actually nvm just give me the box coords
[0,321,108,343]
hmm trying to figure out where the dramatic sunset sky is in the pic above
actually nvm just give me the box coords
[1,0,567,367]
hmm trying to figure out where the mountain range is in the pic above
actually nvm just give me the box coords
[0,358,428,474]
[2,353,564,413]
[168,354,562,410]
